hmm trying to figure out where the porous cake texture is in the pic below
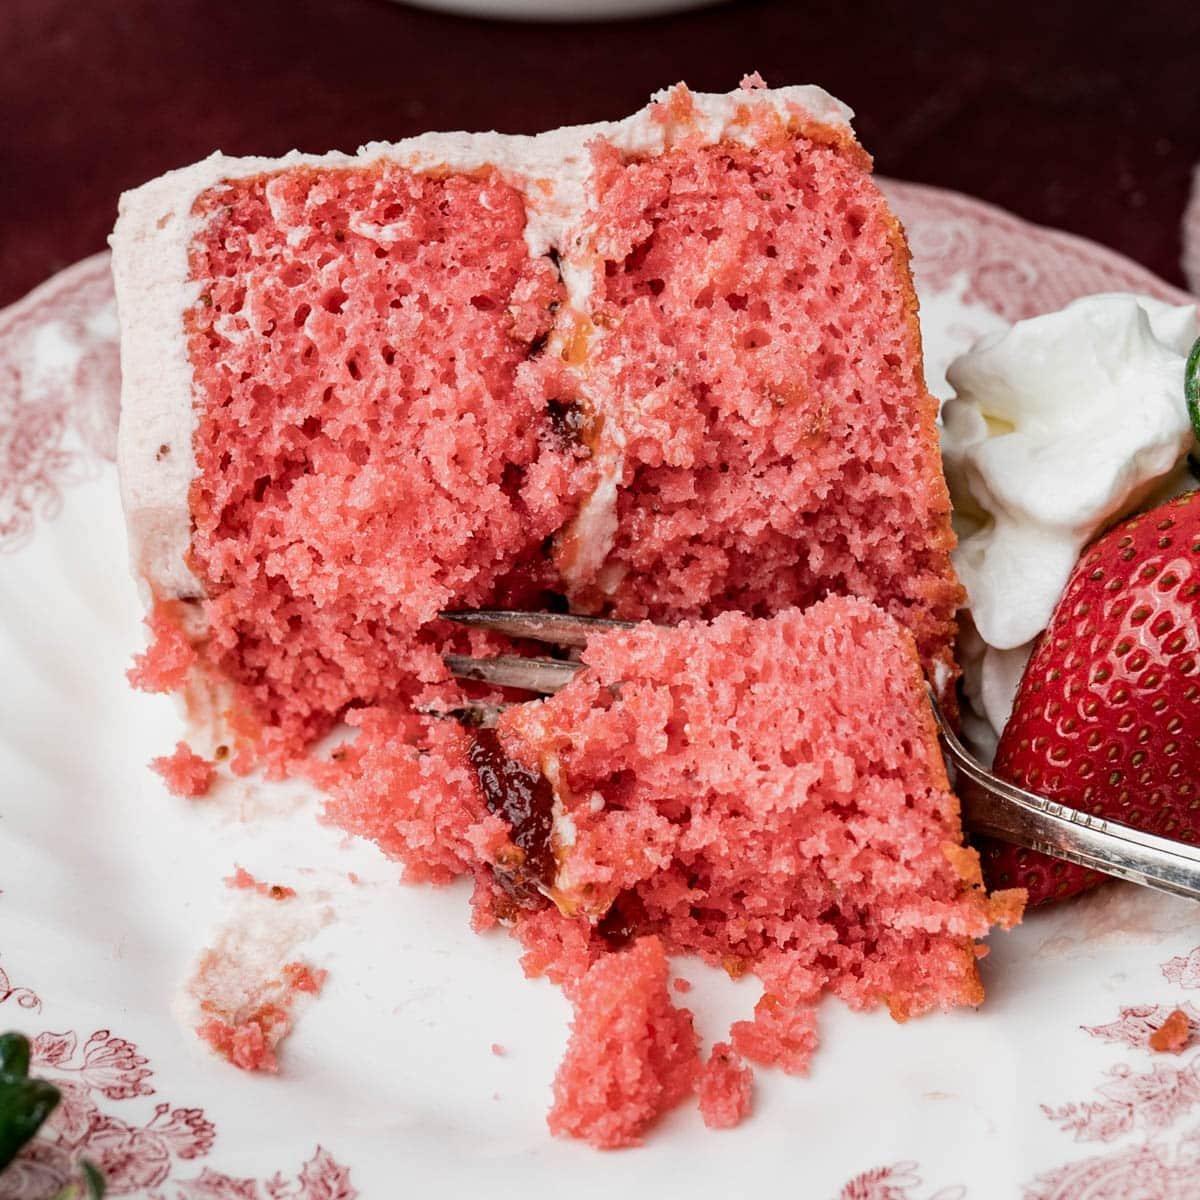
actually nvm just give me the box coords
[114,78,961,764]
[112,79,1001,1146]
[321,600,1022,1144]
[549,936,700,1148]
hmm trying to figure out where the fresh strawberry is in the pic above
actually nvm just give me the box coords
[981,489,1200,905]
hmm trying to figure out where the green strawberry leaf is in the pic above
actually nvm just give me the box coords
[1186,334,1200,443]
[0,1032,31,1079]
[50,1161,107,1200]
[0,1076,61,1169]
[80,1159,107,1199]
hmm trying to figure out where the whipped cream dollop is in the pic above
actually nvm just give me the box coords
[941,293,1198,745]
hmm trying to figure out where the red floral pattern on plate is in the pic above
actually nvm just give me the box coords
[0,251,118,553]
[0,963,355,1198]
[1022,942,1200,1198]
[0,1017,352,1195]
[1083,1005,1200,1050]
[837,1161,966,1199]
[1162,948,1200,990]
[0,959,41,1013]
[881,180,1193,322]
[171,1149,356,1200]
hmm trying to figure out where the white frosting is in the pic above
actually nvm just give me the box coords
[111,84,852,601]
[943,293,1199,742]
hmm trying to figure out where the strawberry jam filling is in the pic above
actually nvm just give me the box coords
[468,727,556,906]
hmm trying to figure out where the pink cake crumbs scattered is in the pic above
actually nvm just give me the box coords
[1150,1009,1192,1054]
[282,960,328,995]
[672,979,692,994]
[197,1015,277,1072]
[224,865,297,901]
[150,741,214,798]
[491,1043,506,1057]
[730,995,820,1075]
[186,884,331,1074]
[128,602,197,694]
[193,957,326,1073]
[698,1043,754,1130]
[548,937,700,1149]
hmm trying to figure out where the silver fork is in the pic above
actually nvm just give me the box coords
[442,609,1200,905]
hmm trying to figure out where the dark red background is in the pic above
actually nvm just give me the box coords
[3,0,1198,308]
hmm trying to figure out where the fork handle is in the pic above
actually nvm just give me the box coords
[940,722,1200,904]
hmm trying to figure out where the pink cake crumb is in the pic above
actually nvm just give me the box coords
[127,602,197,694]
[282,960,327,995]
[150,741,214,798]
[491,1043,506,1057]
[730,994,820,1076]
[548,937,700,1149]
[1150,1009,1192,1054]
[698,1043,754,1130]
[195,960,326,1073]
[673,979,692,994]
[196,1015,279,1072]
[224,866,297,901]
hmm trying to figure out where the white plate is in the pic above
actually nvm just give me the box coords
[1,181,1199,1200]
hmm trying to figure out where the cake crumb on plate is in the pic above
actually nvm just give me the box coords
[1150,1008,1192,1053]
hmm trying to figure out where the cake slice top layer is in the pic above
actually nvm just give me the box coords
[113,80,852,606]
[114,80,961,759]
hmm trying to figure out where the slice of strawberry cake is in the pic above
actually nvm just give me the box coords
[112,77,961,765]
[111,79,1006,1146]
[322,599,1022,1146]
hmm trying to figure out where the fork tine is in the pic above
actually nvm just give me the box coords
[440,609,635,648]
[442,653,583,694]
[416,701,511,727]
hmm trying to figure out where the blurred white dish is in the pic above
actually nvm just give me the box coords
[393,0,727,20]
